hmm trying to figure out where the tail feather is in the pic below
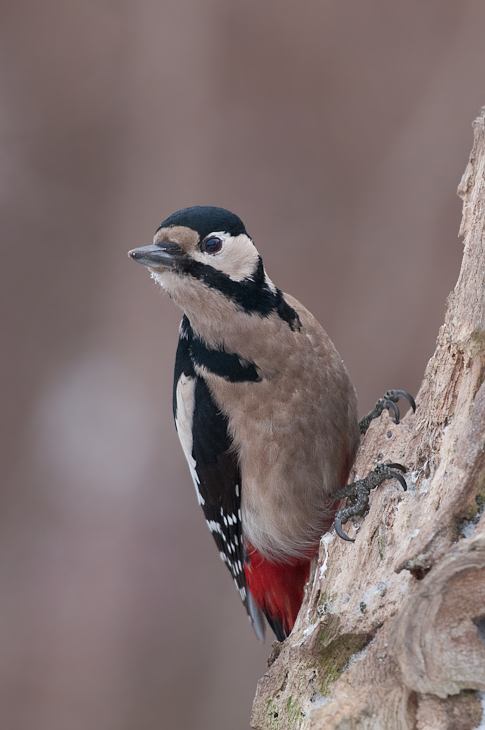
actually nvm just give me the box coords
[264,614,286,643]
[247,589,266,642]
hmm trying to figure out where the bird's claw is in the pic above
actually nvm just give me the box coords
[332,462,408,541]
[384,390,416,420]
[382,398,400,423]
[334,516,355,542]
[385,462,407,491]
[359,389,416,435]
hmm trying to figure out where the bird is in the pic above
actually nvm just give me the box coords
[129,206,414,641]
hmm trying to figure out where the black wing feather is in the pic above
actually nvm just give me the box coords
[173,317,263,632]
[191,377,248,603]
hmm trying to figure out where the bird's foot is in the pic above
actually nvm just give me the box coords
[333,463,407,542]
[359,390,416,436]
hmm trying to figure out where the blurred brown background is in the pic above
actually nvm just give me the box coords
[0,1,483,728]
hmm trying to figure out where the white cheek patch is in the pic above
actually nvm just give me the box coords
[175,374,205,506]
[191,233,260,282]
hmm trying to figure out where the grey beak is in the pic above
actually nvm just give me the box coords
[128,242,183,268]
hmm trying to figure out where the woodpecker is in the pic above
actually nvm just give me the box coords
[129,206,414,641]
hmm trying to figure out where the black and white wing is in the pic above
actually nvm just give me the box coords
[172,318,265,639]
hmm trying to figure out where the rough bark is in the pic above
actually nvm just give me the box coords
[251,108,485,730]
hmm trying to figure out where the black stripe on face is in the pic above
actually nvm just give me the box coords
[180,256,275,316]
[179,256,302,333]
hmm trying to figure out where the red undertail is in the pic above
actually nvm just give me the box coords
[244,543,317,639]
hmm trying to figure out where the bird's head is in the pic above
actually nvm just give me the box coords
[129,206,279,331]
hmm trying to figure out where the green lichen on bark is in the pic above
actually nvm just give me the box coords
[467,329,485,359]
[265,698,281,730]
[263,692,305,730]
[314,629,374,697]
[285,696,304,728]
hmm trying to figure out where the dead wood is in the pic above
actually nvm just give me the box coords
[251,107,485,730]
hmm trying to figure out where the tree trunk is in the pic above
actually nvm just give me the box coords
[251,108,485,730]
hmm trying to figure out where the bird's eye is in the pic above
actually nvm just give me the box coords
[203,237,222,254]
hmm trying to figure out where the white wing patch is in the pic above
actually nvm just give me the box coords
[175,374,205,506]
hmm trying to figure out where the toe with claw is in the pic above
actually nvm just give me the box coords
[332,463,407,542]
[359,389,416,436]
